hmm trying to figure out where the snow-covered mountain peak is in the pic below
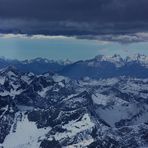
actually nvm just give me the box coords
[0,66,19,77]
[93,54,124,67]
[126,53,148,62]
[26,58,52,64]
[126,54,148,67]
[94,54,104,61]
[58,59,73,65]
[95,54,123,61]
[90,54,148,68]
[22,57,72,66]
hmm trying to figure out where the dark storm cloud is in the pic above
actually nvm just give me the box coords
[0,0,148,41]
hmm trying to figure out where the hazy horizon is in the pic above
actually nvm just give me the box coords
[0,34,148,61]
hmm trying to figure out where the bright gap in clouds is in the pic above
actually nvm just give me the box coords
[0,34,148,61]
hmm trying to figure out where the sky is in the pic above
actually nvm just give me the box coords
[0,0,148,38]
[0,34,148,61]
[0,0,148,60]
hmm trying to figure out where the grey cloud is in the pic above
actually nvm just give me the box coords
[0,0,148,41]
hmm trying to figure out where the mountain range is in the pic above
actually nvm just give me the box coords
[0,66,148,147]
[0,54,148,79]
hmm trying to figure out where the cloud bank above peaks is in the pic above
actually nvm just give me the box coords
[0,0,148,42]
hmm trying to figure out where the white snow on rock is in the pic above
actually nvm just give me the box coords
[0,76,5,85]
[52,75,68,83]
[2,112,51,148]
[53,114,95,141]
[7,71,16,78]
[21,75,32,84]
[92,93,109,106]
[88,54,124,67]
[58,82,65,87]
[38,87,51,98]
[96,103,147,127]
[66,138,94,148]
[0,89,22,97]
[92,92,128,106]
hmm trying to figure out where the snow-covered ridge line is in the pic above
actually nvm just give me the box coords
[0,57,73,65]
[93,54,148,67]
[1,53,148,66]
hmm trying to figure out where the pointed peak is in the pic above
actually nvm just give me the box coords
[94,54,123,62]
[112,54,122,58]
[58,59,73,65]
[94,55,105,60]
[0,66,19,78]
[0,66,17,73]
[126,54,148,62]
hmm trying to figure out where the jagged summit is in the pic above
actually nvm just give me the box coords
[0,66,19,76]
[94,53,148,64]
[126,53,148,64]
[94,54,124,67]
[94,54,123,61]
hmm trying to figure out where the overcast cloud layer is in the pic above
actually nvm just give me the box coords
[0,0,148,42]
